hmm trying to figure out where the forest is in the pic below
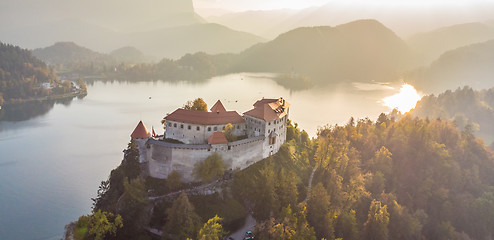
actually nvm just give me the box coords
[411,86,494,147]
[0,42,78,104]
[65,112,494,240]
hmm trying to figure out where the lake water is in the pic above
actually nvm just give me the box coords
[0,73,408,240]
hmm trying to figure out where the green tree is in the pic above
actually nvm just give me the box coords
[307,183,334,240]
[166,170,183,192]
[163,193,201,239]
[118,177,148,238]
[335,210,359,240]
[193,153,226,182]
[197,215,226,240]
[223,123,237,142]
[184,98,207,111]
[364,200,389,240]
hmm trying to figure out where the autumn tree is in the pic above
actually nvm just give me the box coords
[183,98,207,111]
[364,200,389,240]
[70,210,123,240]
[223,123,237,142]
[197,215,227,240]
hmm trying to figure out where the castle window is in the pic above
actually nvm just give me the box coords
[197,126,200,131]
[168,123,171,127]
[188,125,191,130]
[268,122,271,126]
[214,126,218,131]
[223,126,225,130]
[228,146,231,150]
[174,123,177,127]
[180,124,184,129]
[236,125,239,129]
[208,127,211,131]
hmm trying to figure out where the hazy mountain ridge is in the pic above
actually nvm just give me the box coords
[231,19,414,84]
[207,1,494,40]
[128,23,266,59]
[407,22,494,65]
[0,0,264,59]
[408,39,494,93]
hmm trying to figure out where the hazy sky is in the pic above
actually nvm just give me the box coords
[194,0,329,11]
[194,0,494,11]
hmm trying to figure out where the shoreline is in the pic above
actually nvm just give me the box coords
[1,90,87,107]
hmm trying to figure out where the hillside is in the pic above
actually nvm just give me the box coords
[129,23,266,59]
[232,19,414,85]
[410,86,494,145]
[67,115,494,240]
[408,39,494,93]
[0,42,62,104]
[407,22,494,65]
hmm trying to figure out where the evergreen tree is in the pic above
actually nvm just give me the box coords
[163,193,201,239]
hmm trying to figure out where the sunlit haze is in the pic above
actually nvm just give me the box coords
[382,84,422,113]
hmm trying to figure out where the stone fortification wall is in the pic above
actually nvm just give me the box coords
[145,137,264,182]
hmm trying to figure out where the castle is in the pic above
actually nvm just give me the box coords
[131,97,290,182]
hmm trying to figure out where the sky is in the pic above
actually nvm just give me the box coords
[193,0,494,11]
[194,0,330,11]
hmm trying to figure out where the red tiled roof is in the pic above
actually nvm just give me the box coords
[210,100,226,113]
[208,132,228,144]
[253,98,278,108]
[131,121,151,139]
[244,98,289,122]
[165,109,244,125]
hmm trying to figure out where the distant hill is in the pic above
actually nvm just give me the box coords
[129,23,266,59]
[31,42,120,75]
[32,42,114,65]
[231,19,414,85]
[110,46,152,64]
[409,40,494,93]
[0,42,61,104]
[407,22,494,65]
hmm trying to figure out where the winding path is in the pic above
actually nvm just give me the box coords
[304,166,318,203]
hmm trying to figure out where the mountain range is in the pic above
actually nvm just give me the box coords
[0,0,264,59]
[407,22,494,65]
[408,39,494,93]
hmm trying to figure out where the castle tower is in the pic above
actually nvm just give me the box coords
[131,121,151,163]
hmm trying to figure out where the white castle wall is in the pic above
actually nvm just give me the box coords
[165,120,246,144]
[145,137,264,182]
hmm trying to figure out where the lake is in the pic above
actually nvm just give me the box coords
[0,73,412,240]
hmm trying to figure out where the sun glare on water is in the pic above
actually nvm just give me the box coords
[382,84,421,113]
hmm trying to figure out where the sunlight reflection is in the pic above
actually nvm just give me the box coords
[382,84,421,113]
